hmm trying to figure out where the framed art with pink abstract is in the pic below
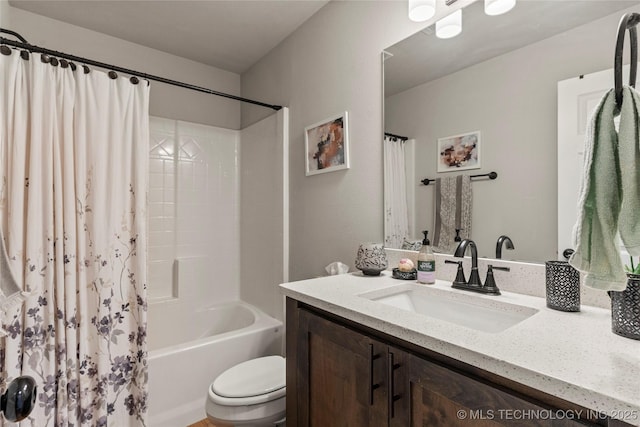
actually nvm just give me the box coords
[305,112,350,176]
[437,130,481,173]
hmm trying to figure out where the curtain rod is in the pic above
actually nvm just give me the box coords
[0,28,282,111]
[384,132,408,141]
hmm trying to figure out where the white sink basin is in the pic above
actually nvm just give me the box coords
[360,284,539,333]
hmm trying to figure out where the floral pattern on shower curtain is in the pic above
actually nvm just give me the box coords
[0,50,149,426]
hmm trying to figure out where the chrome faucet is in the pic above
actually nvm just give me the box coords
[453,239,482,289]
[495,235,515,259]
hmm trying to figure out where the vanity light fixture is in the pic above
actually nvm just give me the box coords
[408,0,436,22]
[484,0,516,16]
[436,9,462,39]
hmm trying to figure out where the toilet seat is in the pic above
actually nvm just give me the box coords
[209,356,285,407]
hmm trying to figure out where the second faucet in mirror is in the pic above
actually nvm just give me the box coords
[495,235,515,259]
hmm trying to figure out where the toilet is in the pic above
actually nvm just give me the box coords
[206,355,286,427]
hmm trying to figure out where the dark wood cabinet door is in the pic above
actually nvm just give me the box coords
[295,307,389,427]
[393,349,598,427]
[286,300,618,427]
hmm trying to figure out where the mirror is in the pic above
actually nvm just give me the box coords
[383,0,640,263]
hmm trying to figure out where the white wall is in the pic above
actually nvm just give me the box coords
[0,0,9,26]
[241,0,475,281]
[240,109,288,320]
[2,1,241,129]
[385,8,632,262]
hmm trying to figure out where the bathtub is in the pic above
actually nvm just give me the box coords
[147,300,283,427]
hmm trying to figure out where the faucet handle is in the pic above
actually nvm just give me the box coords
[445,260,466,286]
[483,265,509,295]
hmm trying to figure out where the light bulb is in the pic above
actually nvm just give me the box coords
[485,0,516,16]
[408,0,436,22]
[436,9,462,39]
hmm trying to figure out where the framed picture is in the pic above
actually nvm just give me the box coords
[437,130,481,173]
[305,112,350,176]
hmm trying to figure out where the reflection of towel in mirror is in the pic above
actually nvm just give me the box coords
[0,227,23,337]
[433,175,472,253]
[569,86,640,291]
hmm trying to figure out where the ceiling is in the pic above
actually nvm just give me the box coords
[385,0,640,97]
[7,0,329,74]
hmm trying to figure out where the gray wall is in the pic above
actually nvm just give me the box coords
[240,110,287,321]
[2,1,242,129]
[241,0,474,280]
[385,9,631,262]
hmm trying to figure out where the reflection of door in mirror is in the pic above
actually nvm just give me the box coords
[557,64,638,261]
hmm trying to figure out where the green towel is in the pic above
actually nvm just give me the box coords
[618,86,640,255]
[569,86,640,291]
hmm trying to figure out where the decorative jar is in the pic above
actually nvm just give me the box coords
[610,274,640,340]
[355,243,388,276]
[545,260,580,312]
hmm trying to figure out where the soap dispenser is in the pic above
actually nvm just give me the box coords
[417,230,436,284]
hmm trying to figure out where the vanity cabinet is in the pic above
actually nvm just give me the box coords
[393,350,593,427]
[286,298,626,427]
[291,301,389,426]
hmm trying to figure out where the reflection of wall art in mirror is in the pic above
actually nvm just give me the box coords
[437,130,481,173]
[305,111,350,176]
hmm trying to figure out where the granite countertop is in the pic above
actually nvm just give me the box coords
[280,271,640,425]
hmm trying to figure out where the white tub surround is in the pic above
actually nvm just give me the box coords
[280,272,640,426]
[148,301,283,427]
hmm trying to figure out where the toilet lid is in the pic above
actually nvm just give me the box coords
[212,355,285,398]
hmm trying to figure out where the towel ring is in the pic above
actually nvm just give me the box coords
[614,13,640,108]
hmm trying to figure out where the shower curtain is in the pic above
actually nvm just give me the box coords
[0,50,149,426]
[384,135,410,248]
